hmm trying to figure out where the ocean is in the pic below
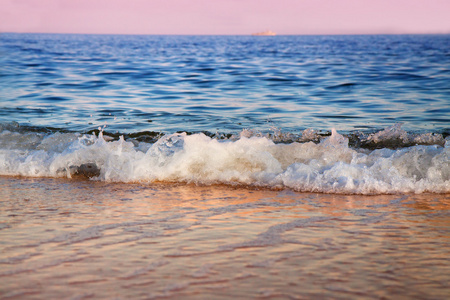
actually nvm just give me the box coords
[0,33,449,299]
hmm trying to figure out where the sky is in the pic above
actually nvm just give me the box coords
[1,0,450,35]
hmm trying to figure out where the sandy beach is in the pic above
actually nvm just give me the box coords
[1,176,448,299]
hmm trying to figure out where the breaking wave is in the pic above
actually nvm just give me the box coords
[0,123,449,194]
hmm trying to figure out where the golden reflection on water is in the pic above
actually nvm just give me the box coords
[0,176,449,299]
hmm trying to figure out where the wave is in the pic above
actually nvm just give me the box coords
[0,123,449,194]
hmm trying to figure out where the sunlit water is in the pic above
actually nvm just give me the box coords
[0,34,449,299]
[1,177,449,299]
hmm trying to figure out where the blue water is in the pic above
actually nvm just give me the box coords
[1,33,449,194]
[1,33,449,135]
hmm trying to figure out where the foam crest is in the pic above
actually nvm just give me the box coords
[0,128,448,194]
[361,124,446,149]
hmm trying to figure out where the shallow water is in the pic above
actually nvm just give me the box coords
[0,177,449,299]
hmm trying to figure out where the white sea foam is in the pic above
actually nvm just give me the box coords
[0,128,448,194]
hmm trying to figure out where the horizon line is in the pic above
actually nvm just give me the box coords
[2,31,450,36]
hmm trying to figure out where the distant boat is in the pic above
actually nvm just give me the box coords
[252,30,276,36]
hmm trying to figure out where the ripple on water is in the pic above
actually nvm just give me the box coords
[0,34,449,133]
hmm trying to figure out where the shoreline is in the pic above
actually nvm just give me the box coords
[1,174,449,196]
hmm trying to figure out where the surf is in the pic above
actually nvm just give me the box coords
[1,124,448,194]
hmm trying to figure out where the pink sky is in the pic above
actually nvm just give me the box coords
[1,0,450,35]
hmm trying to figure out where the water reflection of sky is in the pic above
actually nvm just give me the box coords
[1,177,448,298]
[1,34,449,134]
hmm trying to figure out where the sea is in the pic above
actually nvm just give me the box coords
[0,33,449,299]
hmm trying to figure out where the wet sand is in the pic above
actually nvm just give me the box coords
[0,176,449,299]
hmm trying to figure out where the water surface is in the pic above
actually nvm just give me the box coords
[0,34,449,299]
[1,177,448,299]
[1,33,449,134]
